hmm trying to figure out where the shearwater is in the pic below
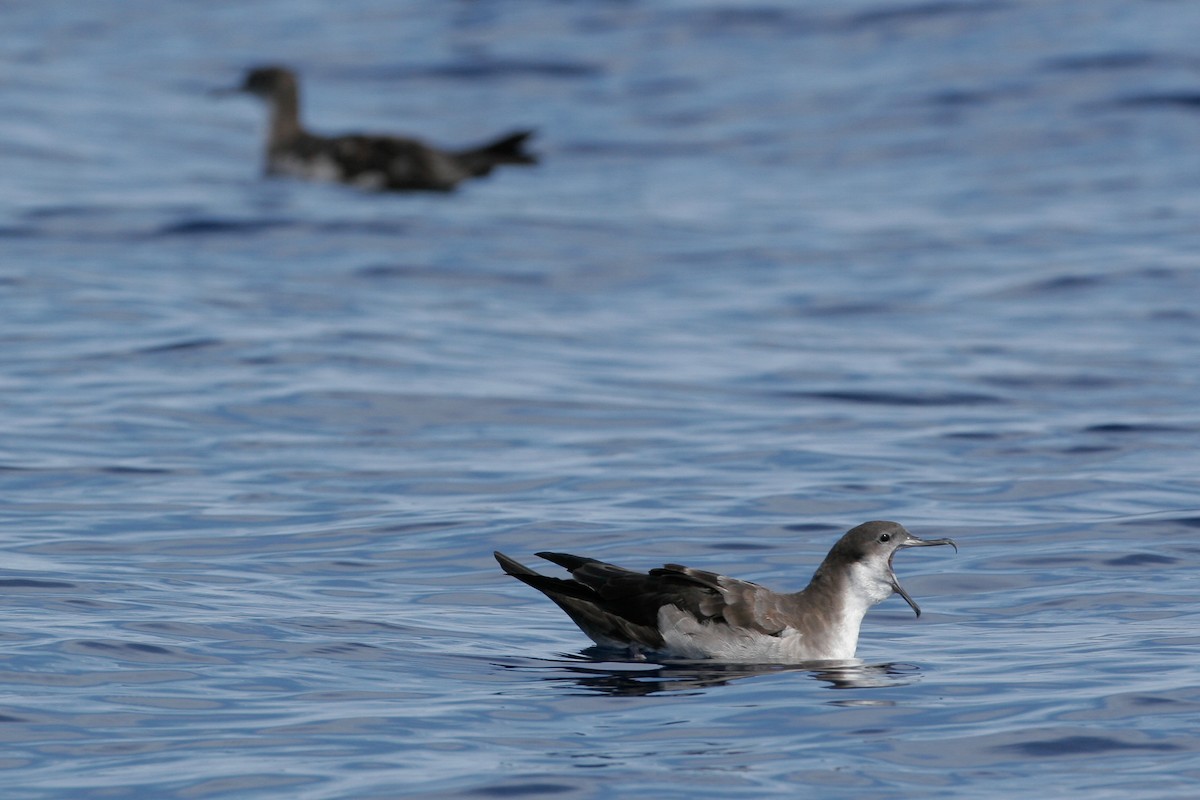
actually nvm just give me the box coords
[496,521,956,663]
[225,65,536,192]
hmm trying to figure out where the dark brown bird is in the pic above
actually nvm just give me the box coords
[496,521,956,663]
[230,65,537,192]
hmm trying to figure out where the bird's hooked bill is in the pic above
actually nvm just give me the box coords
[891,535,957,617]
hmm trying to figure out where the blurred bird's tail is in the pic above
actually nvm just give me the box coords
[457,130,538,175]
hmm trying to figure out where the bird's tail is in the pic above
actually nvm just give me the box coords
[494,551,593,603]
[456,130,538,175]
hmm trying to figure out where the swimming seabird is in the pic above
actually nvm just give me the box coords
[495,521,956,663]
[229,65,537,191]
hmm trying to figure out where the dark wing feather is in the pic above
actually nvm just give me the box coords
[651,564,788,636]
[283,128,532,191]
[651,564,725,592]
[494,551,597,605]
[496,551,670,648]
[534,551,603,572]
[333,135,463,190]
[496,551,792,650]
[279,133,464,191]
[537,552,714,629]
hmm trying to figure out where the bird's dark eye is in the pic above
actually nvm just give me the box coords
[879,533,891,542]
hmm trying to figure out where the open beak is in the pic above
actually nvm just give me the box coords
[890,535,956,618]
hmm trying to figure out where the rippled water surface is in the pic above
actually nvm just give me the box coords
[3,1,1200,797]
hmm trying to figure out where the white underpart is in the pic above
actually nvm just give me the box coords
[657,606,811,662]
[272,153,345,183]
[848,552,899,607]
[271,154,389,189]
[828,556,898,654]
[352,171,386,190]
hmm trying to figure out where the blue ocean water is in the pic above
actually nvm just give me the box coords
[2,0,1200,797]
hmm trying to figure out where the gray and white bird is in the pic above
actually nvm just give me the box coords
[495,521,956,663]
[229,65,537,192]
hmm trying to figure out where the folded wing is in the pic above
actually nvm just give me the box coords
[495,551,789,651]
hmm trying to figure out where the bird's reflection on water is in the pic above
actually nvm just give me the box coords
[498,649,923,696]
